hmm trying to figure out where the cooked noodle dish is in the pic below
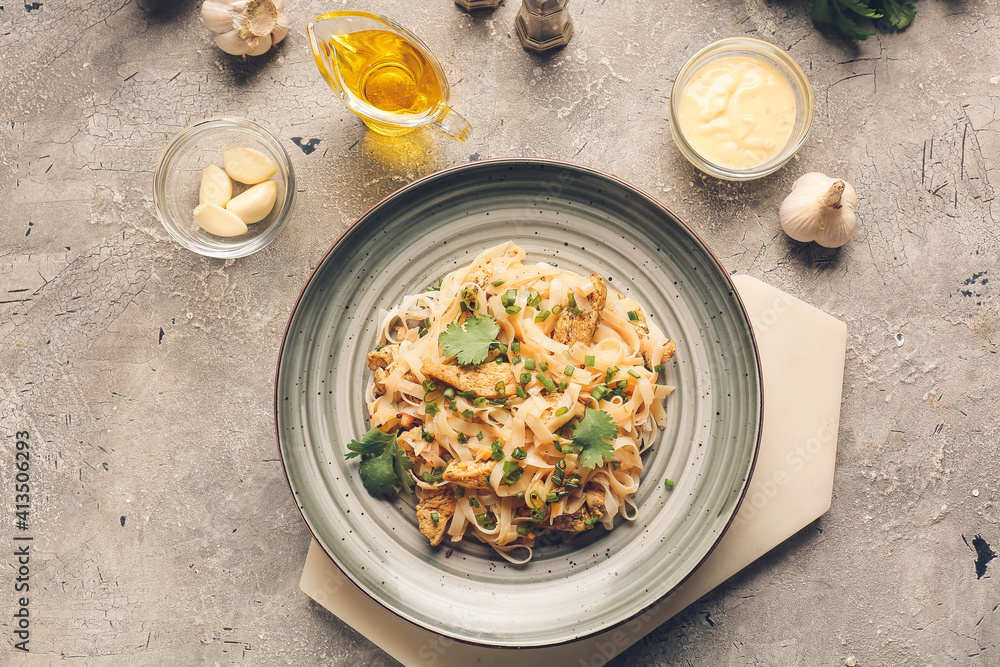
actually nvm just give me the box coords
[345,242,676,563]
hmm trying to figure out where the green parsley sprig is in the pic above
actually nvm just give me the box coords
[438,314,501,365]
[571,408,619,470]
[344,428,415,497]
[810,0,916,40]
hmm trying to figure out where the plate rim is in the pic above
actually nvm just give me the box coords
[274,156,764,648]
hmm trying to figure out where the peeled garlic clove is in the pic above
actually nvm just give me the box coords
[194,203,248,237]
[226,180,277,224]
[214,28,253,56]
[199,164,233,207]
[779,172,858,248]
[223,146,277,184]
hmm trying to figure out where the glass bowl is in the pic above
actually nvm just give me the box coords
[154,117,295,258]
[669,38,814,181]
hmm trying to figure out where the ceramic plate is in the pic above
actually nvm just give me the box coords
[276,158,762,647]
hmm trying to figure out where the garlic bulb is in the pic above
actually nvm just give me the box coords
[779,172,858,248]
[202,0,289,57]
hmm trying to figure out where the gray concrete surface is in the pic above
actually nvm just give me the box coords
[2,0,999,665]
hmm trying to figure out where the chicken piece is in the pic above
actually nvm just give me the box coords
[551,505,602,533]
[662,339,677,365]
[552,273,608,346]
[421,361,516,399]
[367,344,399,370]
[416,486,457,547]
[368,345,417,398]
[442,459,496,489]
[552,484,606,533]
[584,483,606,512]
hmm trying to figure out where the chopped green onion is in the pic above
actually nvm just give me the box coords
[568,293,577,308]
[552,304,563,315]
[617,380,628,390]
[457,433,468,444]
[511,447,527,460]
[426,402,440,417]
[565,474,582,489]
[584,355,595,367]
[422,429,435,443]
[511,341,520,353]
[516,525,529,536]
[555,406,568,417]
[592,386,608,401]
[418,328,429,338]
[628,369,641,379]
[566,307,583,314]
[422,379,438,393]
[458,390,478,399]
[491,440,505,461]
[469,497,480,508]
[494,381,506,395]
[489,397,507,407]
[654,364,665,373]
[605,367,618,383]
[535,310,551,322]
[473,397,487,407]
[664,478,675,489]
[611,461,621,470]
[443,387,456,399]
[425,278,442,292]
[516,385,527,399]
[627,310,639,321]
[537,373,557,392]
[516,491,525,499]
[501,289,516,308]
[584,516,599,526]
[511,355,522,365]
[506,305,522,315]
[564,365,575,376]
[520,372,531,385]
[558,380,568,391]
[454,486,465,498]
[561,444,574,454]
[462,409,474,418]
[431,511,440,523]
[475,511,497,529]
[527,293,542,308]
[492,279,506,287]
[539,362,548,372]
[477,431,484,441]
[524,359,536,371]
[545,492,559,504]
[502,460,523,485]
[494,343,508,354]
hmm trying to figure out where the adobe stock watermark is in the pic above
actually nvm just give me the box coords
[730,418,838,531]
[751,289,798,336]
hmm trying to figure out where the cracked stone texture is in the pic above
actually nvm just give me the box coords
[1,0,998,665]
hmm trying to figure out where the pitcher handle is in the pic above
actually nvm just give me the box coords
[430,107,472,143]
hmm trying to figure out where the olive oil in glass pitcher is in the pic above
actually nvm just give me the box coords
[307,12,471,141]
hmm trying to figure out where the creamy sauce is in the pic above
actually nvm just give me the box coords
[676,56,796,169]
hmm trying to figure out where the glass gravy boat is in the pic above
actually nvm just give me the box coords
[307,11,471,142]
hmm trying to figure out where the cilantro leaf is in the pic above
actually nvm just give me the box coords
[879,0,915,28]
[573,408,618,470]
[345,428,397,459]
[344,428,414,496]
[438,314,500,365]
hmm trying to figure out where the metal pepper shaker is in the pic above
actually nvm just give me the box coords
[454,0,501,11]
[515,0,573,52]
